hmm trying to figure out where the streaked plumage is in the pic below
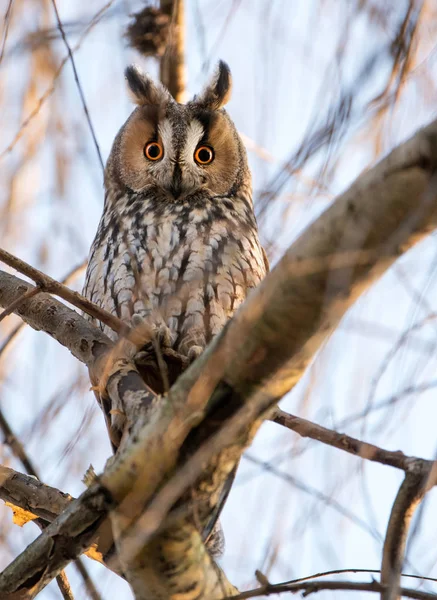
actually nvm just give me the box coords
[83,61,267,554]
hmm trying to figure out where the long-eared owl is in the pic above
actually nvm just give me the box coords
[84,61,267,374]
[83,61,268,552]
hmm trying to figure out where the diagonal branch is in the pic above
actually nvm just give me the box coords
[0,248,126,336]
[0,259,87,359]
[3,115,437,597]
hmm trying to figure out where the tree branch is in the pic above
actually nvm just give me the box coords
[0,465,72,522]
[54,570,74,600]
[0,465,120,576]
[159,0,185,102]
[0,361,103,600]
[0,248,126,336]
[222,579,437,599]
[272,408,418,471]
[272,408,437,600]
[0,287,41,323]
[0,269,112,367]
[3,116,437,597]
[0,259,87,359]
[380,461,437,600]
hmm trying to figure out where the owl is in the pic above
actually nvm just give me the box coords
[83,60,268,553]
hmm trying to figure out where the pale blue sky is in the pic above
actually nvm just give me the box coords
[2,1,437,598]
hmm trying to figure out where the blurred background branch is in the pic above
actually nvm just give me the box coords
[3,0,437,598]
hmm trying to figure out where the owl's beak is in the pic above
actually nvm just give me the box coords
[170,163,182,199]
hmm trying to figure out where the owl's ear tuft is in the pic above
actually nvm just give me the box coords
[194,61,232,110]
[125,65,171,106]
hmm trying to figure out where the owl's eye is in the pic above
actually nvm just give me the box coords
[194,146,214,165]
[144,141,163,161]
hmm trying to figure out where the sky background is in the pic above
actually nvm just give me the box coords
[2,0,437,598]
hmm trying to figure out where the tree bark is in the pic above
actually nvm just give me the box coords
[2,117,437,598]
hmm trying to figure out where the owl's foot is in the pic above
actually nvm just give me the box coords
[154,323,175,348]
[187,345,203,363]
[131,313,176,348]
[131,313,177,378]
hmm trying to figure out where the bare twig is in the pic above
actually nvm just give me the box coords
[73,560,103,600]
[50,0,104,169]
[244,454,381,540]
[272,407,416,471]
[258,567,437,586]
[0,322,22,358]
[0,248,128,336]
[222,579,437,599]
[0,411,38,476]
[271,405,437,591]
[1,1,115,160]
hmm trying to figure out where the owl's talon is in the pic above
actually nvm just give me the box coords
[188,345,203,363]
[135,347,156,365]
[132,313,150,328]
[131,313,175,350]
[154,324,173,348]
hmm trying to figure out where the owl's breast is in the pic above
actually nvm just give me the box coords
[83,202,266,356]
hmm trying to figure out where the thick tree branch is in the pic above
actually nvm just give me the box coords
[0,465,72,523]
[0,269,113,367]
[0,287,41,323]
[0,482,113,598]
[3,118,437,597]
[0,259,87,360]
[0,465,119,576]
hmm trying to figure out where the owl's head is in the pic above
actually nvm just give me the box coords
[106,61,250,203]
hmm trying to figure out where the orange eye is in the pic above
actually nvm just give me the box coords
[194,146,214,165]
[144,141,163,161]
